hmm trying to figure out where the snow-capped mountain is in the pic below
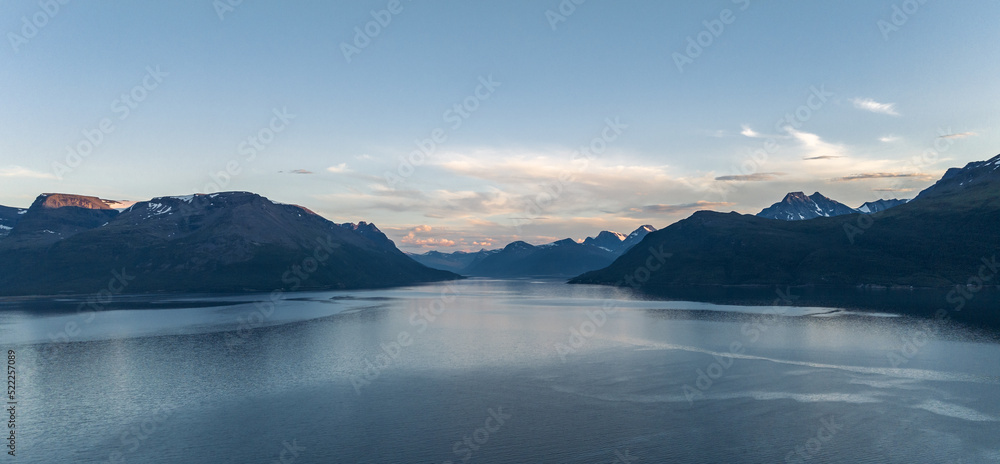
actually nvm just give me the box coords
[857,198,908,213]
[581,225,657,253]
[582,231,627,251]
[915,153,1000,201]
[758,192,912,221]
[757,192,856,220]
[620,225,657,251]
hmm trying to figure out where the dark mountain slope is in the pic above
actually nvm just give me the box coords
[572,155,1000,289]
[464,239,617,277]
[0,192,457,295]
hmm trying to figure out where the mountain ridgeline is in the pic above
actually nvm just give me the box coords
[757,192,908,220]
[0,192,458,295]
[409,225,656,277]
[572,154,1000,290]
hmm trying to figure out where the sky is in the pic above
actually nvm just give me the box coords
[2,0,998,252]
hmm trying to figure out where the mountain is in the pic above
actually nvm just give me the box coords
[571,154,1000,290]
[0,205,27,238]
[411,225,659,276]
[620,225,657,251]
[756,192,856,220]
[581,225,657,254]
[857,198,908,214]
[915,154,1000,200]
[0,192,458,295]
[582,231,627,251]
[758,192,910,220]
[2,193,119,247]
[408,249,500,274]
[463,238,618,277]
[338,221,396,251]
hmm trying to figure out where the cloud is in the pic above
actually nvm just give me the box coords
[802,155,843,160]
[872,187,914,192]
[879,135,900,143]
[740,125,760,138]
[400,225,456,248]
[833,172,935,182]
[784,127,848,161]
[715,172,785,181]
[626,201,735,215]
[287,169,313,174]
[0,166,57,179]
[851,98,900,116]
[327,163,350,173]
[938,132,977,139]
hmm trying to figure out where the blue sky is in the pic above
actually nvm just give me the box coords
[2,0,998,251]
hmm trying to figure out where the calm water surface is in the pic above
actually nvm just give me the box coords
[1,279,998,463]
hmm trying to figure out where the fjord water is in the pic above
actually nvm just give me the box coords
[2,280,999,463]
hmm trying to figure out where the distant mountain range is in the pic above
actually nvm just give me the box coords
[0,192,457,295]
[409,225,656,277]
[757,192,908,220]
[572,153,1000,289]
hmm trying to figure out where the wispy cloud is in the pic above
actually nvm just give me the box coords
[833,172,934,182]
[938,132,977,139]
[872,187,914,192]
[0,166,56,179]
[327,163,350,173]
[286,169,313,174]
[879,135,900,143]
[784,127,848,161]
[851,98,900,116]
[625,201,735,215]
[715,172,785,181]
[802,155,843,160]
